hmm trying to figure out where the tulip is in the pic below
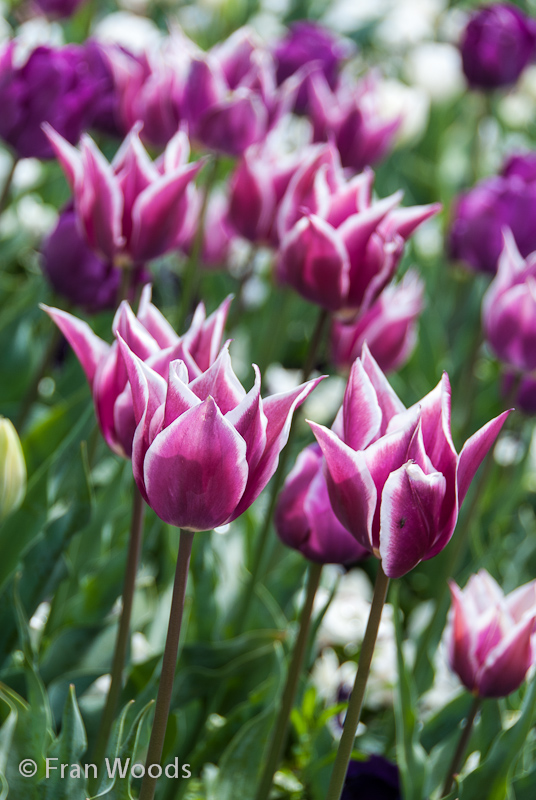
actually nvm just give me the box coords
[448,570,536,697]
[277,148,439,313]
[275,443,369,564]
[117,338,322,531]
[0,418,26,522]
[183,27,297,157]
[503,372,536,415]
[42,287,232,458]
[482,231,536,373]
[272,21,354,114]
[341,756,400,800]
[309,345,509,578]
[330,271,424,373]
[45,125,201,264]
[0,41,113,159]
[35,0,88,19]
[449,153,536,273]
[308,71,401,173]
[41,206,149,313]
[460,3,536,90]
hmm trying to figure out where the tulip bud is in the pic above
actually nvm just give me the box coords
[275,444,369,564]
[0,418,26,522]
[448,570,536,697]
[460,3,536,90]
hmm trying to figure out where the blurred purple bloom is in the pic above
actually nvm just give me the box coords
[460,3,536,90]
[330,271,424,373]
[275,443,369,564]
[449,153,536,273]
[342,756,400,800]
[448,570,536,697]
[482,231,536,372]
[0,41,114,159]
[308,71,401,173]
[34,0,88,19]
[117,336,322,530]
[309,346,509,578]
[273,21,354,113]
[42,206,148,313]
[503,372,536,415]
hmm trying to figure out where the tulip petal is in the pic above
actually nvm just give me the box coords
[361,343,405,428]
[137,284,179,348]
[43,124,82,189]
[144,396,248,530]
[477,614,536,697]
[189,342,246,413]
[308,420,376,551]
[341,358,382,450]
[41,305,109,388]
[79,135,124,261]
[225,364,267,473]
[113,301,160,360]
[448,582,480,692]
[163,360,200,426]
[379,462,446,578]
[457,410,511,506]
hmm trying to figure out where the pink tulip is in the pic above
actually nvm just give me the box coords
[42,287,232,458]
[277,148,439,313]
[117,338,323,531]
[44,124,202,263]
[448,570,536,697]
[330,271,425,373]
[482,230,536,373]
[309,346,510,578]
[275,443,369,564]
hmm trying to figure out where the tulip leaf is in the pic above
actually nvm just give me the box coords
[40,685,88,800]
[392,585,429,800]
[458,673,536,800]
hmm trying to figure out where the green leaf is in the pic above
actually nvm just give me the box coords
[459,673,536,800]
[40,685,87,800]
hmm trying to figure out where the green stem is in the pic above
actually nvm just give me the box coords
[177,158,218,331]
[325,564,390,800]
[441,695,481,797]
[235,307,330,632]
[138,530,194,800]
[255,562,323,800]
[90,486,145,788]
[0,156,17,216]
[16,326,61,430]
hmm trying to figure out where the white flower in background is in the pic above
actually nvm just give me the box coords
[13,160,43,193]
[420,635,463,717]
[323,0,390,34]
[376,79,430,145]
[12,19,64,66]
[404,42,464,103]
[375,0,446,49]
[303,377,346,428]
[93,12,162,54]
[0,1,10,45]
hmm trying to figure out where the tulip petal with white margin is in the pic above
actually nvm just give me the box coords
[144,397,249,530]
[379,462,447,578]
[457,410,511,506]
[41,305,109,388]
[477,614,536,697]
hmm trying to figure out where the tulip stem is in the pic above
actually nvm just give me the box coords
[138,529,194,800]
[325,563,390,800]
[441,695,481,797]
[0,156,17,215]
[178,158,218,330]
[255,561,323,800]
[234,306,330,633]
[90,486,145,788]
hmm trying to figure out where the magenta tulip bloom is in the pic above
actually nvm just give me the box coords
[35,0,88,19]
[448,570,536,697]
[275,443,369,564]
[45,125,202,263]
[117,339,322,531]
[460,3,536,90]
[309,346,510,578]
[482,231,536,373]
[308,71,401,173]
[330,271,424,374]
[43,288,232,459]
[277,149,439,313]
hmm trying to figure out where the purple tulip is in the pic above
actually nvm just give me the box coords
[117,338,322,531]
[34,0,88,19]
[41,206,148,313]
[277,148,439,313]
[46,125,202,264]
[460,3,536,90]
[482,231,536,372]
[42,288,232,459]
[183,27,297,157]
[503,372,536,415]
[448,570,536,697]
[275,443,369,564]
[330,271,424,374]
[308,71,401,173]
[342,756,401,800]
[449,154,536,274]
[272,21,354,113]
[308,346,510,578]
[0,41,113,159]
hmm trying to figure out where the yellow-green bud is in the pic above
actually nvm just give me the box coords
[0,418,26,522]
